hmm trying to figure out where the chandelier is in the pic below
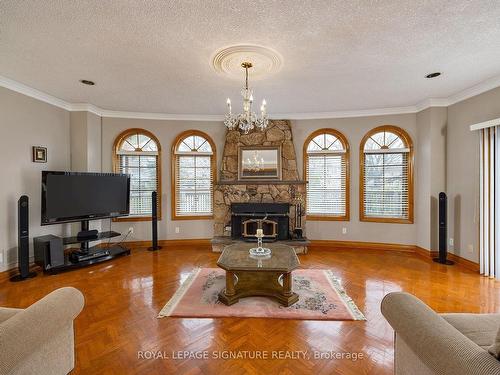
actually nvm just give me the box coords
[224,62,269,134]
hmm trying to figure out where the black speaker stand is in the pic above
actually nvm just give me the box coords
[10,271,37,282]
[433,258,455,265]
[148,245,163,251]
[148,191,161,251]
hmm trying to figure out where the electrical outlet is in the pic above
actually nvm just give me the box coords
[342,227,347,235]
[468,244,474,253]
[449,238,454,246]
[175,227,180,234]
[128,227,134,234]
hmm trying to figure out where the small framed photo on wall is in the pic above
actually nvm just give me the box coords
[32,146,47,163]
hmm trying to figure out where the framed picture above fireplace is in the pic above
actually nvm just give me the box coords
[238,146,281,180]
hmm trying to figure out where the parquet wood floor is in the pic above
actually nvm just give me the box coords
[1,245,498,375]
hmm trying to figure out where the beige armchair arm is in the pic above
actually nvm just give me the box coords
[0,287,84,374]
[381,292,500,375]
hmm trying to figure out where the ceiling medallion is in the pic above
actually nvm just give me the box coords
[211,44,283,80]
[224,61,269,134]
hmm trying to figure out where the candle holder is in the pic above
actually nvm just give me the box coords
[249,228,272,257]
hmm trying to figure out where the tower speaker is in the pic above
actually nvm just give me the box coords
[148,191,162,251]
[10,195,37,281]
[433,192,454,265]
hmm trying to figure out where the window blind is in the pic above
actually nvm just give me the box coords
[363,152,409,219]
[118,154,158,216]
[479,126,498,278]
[306,153,347,216]
[175,154,213,216]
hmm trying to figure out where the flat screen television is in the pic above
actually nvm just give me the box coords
[41,171,130,225]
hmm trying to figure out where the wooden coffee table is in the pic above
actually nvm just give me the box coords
[216,243,300,307]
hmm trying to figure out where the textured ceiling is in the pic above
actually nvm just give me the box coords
[1,0,500,116]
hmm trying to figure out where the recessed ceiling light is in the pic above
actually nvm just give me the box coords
[425,72,442,79]
[79,79,95,86]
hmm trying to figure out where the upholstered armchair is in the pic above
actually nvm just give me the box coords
[0,287,84,375]
[381,292,500,375]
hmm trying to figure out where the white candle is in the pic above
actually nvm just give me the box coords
[226,98,231,114]
[256,229,264,237]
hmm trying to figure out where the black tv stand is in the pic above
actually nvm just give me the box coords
[77,220,95,253]
[35,220,130,274]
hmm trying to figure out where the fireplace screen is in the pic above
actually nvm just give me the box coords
[242,219,278,239]
[231,203,290,241]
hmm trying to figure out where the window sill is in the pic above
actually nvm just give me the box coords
[360,217,413,224]
[306,215,349,222]
[172,215,214,221]
[113,216,162,222]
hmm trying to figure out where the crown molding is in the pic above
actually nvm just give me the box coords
[447,74,500,106]
[68,103,102,116]
[97,109,223,121]
[67,102,224,121]
[414,98,450,111]
[1,73,500,121]
[272,105,418,120]
[0,75,73,111]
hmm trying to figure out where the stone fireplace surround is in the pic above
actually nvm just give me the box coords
[212,120,309,253]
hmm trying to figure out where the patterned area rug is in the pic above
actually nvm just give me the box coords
[158,268,365,321]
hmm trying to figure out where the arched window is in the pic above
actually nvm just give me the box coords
[113,128,161,220]
[304,129,350,220]
[172,130,216,220]
[360,125,413,223]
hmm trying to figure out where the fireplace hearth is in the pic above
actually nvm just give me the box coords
[231,203,290,241]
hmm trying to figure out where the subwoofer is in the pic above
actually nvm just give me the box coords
[10,195,37,281]
[433,192,454,265]
[148,191,162,251]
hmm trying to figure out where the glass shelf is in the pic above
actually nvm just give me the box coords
[62,231,121,245]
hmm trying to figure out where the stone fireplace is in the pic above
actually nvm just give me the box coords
[212,120,309,253]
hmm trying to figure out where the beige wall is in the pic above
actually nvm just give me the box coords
[429,108,447,251]
[101,117,227,241]
[69,112,87,171]
[0,87,71,272]
[69,111,103,234]
[447,86,500,262]
[291,114,418,245]
[2,82,500,268]
[415,109,432,250]
[70,111,102,172]
[100,114,418,245]
[415,107,447,251]
[87,112,102,172]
